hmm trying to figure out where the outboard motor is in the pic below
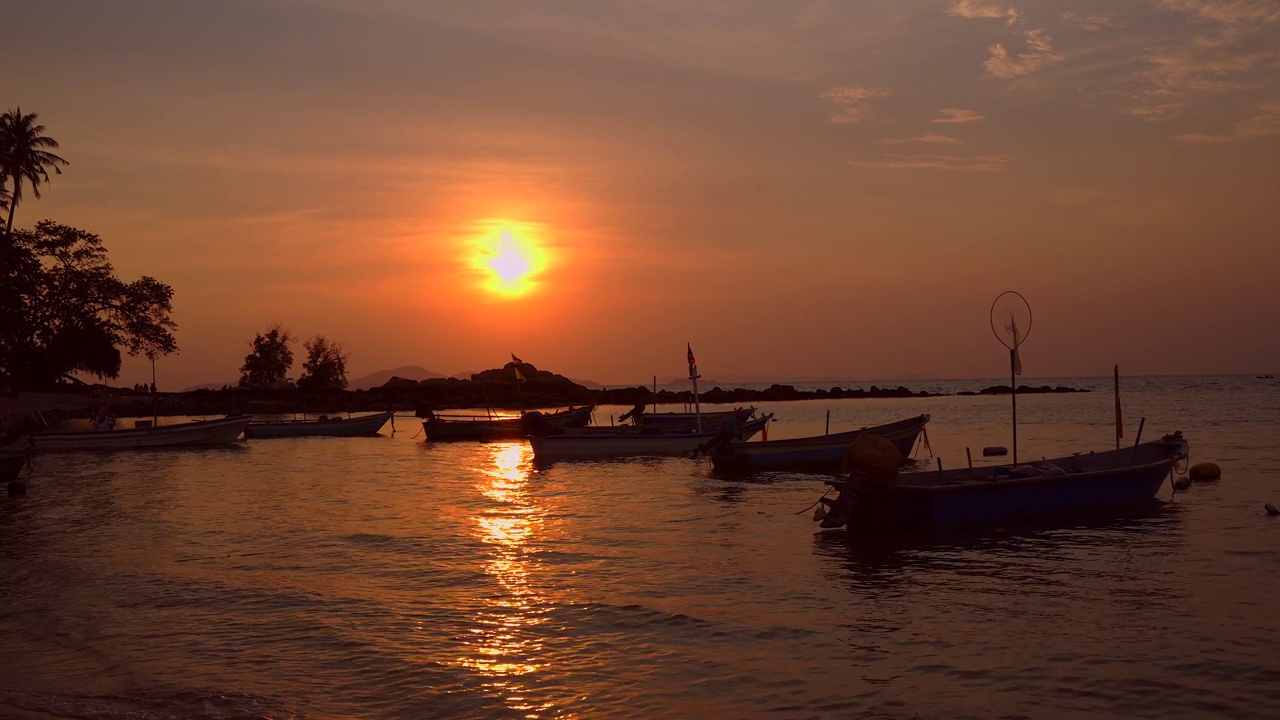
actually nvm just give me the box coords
[521,410,552,437]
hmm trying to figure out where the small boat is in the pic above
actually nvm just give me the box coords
[814,432,1189,532]
[30,415,252,452]
[1,450,29,481]
[530,413,774,462]
[245,411,394,439]
[711,414,931,474]
[633,408,755,428]
[423,405,594,442]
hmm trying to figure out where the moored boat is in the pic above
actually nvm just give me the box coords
[711,414,930,474]
[633,408,755,428]
[245,411,394,439]
[1,450,29,481]
[814,432,1189,532]
[423,405,594,442]
[30,415,252,452]
[530,413,774,462]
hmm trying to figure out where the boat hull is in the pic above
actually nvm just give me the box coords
[245,411,393,439]
[1,451,29,481]
[711,414,929,474]
[31,415,252,451]
[818,435,1189,532]
[634,409,751,428]
[424,405,594,442]
[531,414,772,461]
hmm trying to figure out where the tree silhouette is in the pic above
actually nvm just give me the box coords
[239,324,296,387]
[0,108,68,236]
[297,335,350,391]
[0,221,177,387]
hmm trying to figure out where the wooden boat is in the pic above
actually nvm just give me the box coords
[245,411,394,439]
[1,450,29,481]
[423,405,594,442]
[711,414,930,474]
[815,432,1189,532]
[530,413,774,462]
[30,415,252,452]
[633,408,754,428]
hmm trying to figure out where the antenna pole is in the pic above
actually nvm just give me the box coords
[1010,347,1018,465]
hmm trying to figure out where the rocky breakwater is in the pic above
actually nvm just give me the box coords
[961,385,1091,396]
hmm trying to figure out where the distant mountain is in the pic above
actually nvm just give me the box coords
[349,365,447,390]
[568,377,603,388]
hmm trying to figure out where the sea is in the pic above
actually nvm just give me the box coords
[1,375,1277,719]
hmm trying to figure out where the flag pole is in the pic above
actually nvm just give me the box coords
[652,375,657,414]
[1010,347,1018,466]
[1114,364,1122,450]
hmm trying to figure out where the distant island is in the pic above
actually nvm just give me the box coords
[4,363,1089,422]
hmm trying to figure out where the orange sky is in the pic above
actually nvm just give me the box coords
[6,0,1280,388]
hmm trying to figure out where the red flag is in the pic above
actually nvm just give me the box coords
[686,343,698,380]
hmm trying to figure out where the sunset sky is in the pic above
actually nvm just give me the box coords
[7,0,1279,388]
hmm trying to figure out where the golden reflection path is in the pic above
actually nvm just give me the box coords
[454,442,563,717]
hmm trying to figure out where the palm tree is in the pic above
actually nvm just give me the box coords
[0,108,68,235]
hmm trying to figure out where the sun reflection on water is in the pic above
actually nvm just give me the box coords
[453,442,558,714]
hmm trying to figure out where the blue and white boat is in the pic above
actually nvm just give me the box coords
[530,413,774,462]
[245,411,394,439]
[815,432,1189,532]
[711,414,929,474]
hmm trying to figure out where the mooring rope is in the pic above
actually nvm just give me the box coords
[795,486,833,515]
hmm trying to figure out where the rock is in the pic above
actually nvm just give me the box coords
[1189,462,1221,482]
[1265,503,1278,517]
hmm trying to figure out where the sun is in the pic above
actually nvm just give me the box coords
[473,224,547,297]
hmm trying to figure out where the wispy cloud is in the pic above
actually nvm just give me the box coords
[1173,101,1280,143]
[881,134,963,145]
[985,29,1063,78]
[946,2,1062,79]
[1129,0,1280,120]
[1123,103,1190,122]
[931,108,985,124]
[849,153,1012,172]
[1158,0,1280,25]
[1061,12,1119,31]
[947,0,1021,28]
[821,85,892,124]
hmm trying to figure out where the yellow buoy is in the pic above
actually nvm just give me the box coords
[1189,462,1221,482]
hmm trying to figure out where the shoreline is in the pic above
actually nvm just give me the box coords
[0,382,1088,421]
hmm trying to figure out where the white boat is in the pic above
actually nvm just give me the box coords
[245,411,394,439]
[30,415,252,451]
[530,413,773,462]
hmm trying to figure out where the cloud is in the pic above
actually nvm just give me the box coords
[1128,0,1280,120]
[821,85,892,124]
[947,0,1021,27]
[1061,12,1119,31]
[881,134,963,145]
[1123,103,1191,122]
[1173,101,1280,142]
[984,29,1063,78]
[931,108,985,124]
[1158,0,1280,26]
[849,153,1012,172]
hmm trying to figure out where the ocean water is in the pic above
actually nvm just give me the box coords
[1,375,1277,719]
